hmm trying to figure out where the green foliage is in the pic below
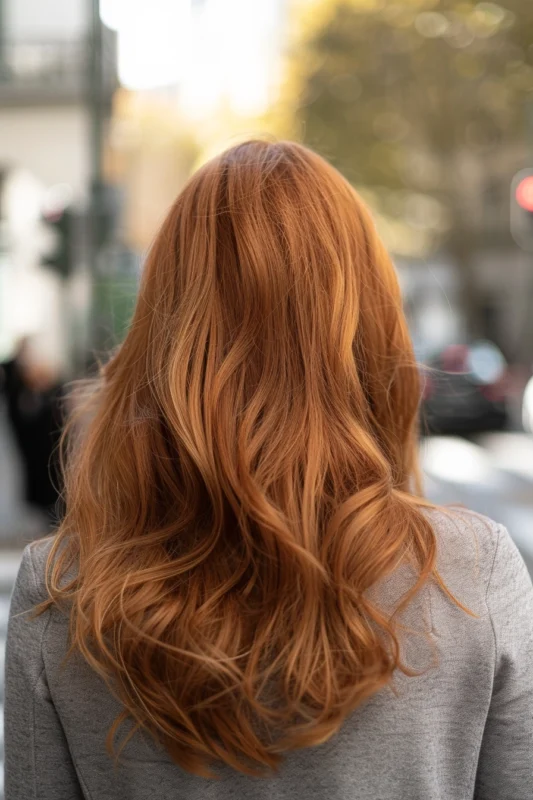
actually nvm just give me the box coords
[280,0,533,254]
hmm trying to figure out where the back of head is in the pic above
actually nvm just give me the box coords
[48,140,444,777]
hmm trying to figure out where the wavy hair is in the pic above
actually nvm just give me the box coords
[39,140,468,777]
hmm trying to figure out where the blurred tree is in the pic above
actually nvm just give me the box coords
[274,0,533,332]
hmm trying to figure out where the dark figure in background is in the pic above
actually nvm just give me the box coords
[0,340,64,526]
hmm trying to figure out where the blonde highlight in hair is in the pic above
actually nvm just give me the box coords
[39,140,469,777]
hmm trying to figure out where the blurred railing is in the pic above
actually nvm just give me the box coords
[0,34,117,106]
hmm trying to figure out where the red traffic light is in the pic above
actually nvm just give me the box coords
[515,176,533,212]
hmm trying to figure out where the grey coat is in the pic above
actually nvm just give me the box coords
[5,510,533,799]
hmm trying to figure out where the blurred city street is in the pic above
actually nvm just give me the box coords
[2,0,533,794]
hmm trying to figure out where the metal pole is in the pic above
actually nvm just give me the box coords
[0,0,6,79]
[516,102,533,367]
[89,0,103,244]
[86,0,104,364]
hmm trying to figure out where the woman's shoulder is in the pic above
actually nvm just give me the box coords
[16,535,61,608]
[426,505,502,564]
[425,506,531,615]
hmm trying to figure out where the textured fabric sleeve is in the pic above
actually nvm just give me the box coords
[4,544,85,800]
[474,525,533,800]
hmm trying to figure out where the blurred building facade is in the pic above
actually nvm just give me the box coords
[0,0,117,191]
[404,142,532,366]
[0,0,116,368]
[462,144,533,365]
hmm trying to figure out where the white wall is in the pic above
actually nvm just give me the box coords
[6,0,88,41]
[0,106,90,370]
[0,107,90,197]
[0,168,69,369]
[1,0,92,372]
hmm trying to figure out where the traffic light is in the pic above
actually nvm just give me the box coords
[90,181,119,250]
[511,169,533,251]
[41,206,75,279]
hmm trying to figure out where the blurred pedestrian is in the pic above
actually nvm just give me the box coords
[5,142,533,800]
[0,337,64,526]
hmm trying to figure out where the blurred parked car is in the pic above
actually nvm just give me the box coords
[420,342,508,436]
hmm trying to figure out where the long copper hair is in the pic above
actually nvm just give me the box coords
[39,140,467,777]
